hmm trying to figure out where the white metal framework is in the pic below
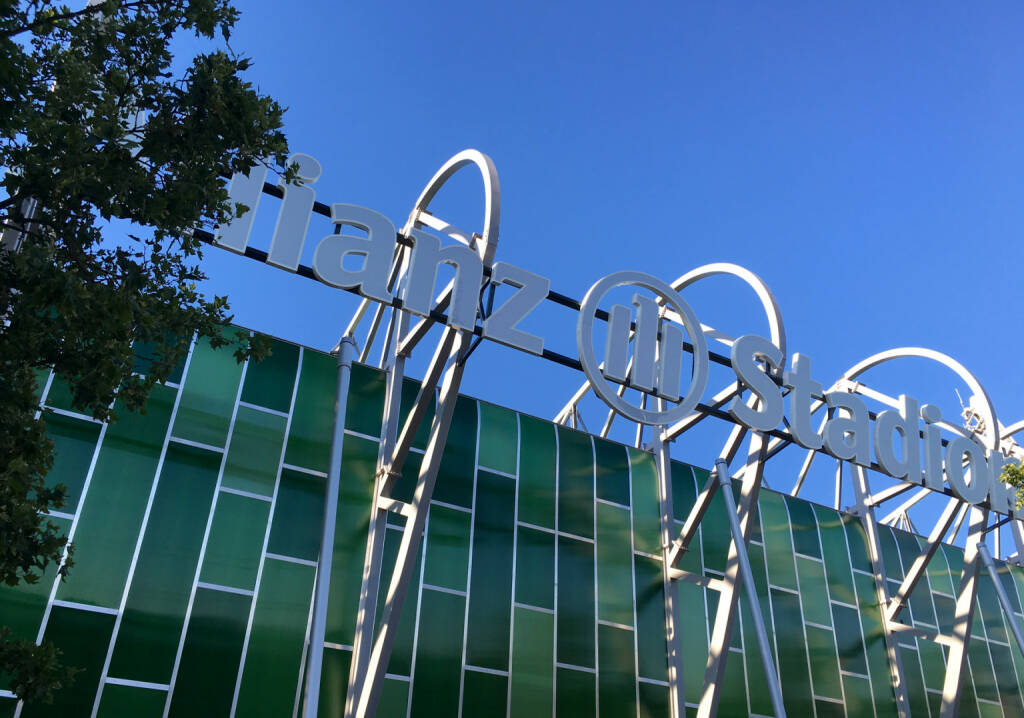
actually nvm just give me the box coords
[203,148,1024,718]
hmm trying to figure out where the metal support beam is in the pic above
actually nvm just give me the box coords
[940,507,988,718]
[302,336,357,718]
[696,432,770,718]
[653,429,686,718]
[849,463,911,718]
[347,333,471,718]
[886,498,961,623]
[713,458,787,717]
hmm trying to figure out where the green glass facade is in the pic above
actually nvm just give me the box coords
[3,333,1024,716]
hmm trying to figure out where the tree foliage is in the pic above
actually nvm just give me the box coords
[0,0,288,703]
[1001,462,1024,509]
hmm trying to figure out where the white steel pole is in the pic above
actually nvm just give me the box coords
[713,459,787,718]
[303,335,358,718]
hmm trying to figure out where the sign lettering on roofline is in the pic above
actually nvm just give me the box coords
[213,153,1018,516]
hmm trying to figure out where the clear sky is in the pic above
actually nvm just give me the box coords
[197,2,1024,532]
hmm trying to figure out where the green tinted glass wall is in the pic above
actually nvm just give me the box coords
[5,332,1024,717]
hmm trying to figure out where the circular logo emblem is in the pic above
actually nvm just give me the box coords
[577,271,709,426]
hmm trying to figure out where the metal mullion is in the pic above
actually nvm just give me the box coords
[696,433,773,718]
[455,399,482,717]
[164,352,251,716]
[939,507,988,717]
[85,336,198,718]
[886,498,961,624]
[351,336,471,718]
[810,508,851,715]
[626,443,643,716]
[504,412,523,718]
[552,424,561,718]
[849,463,911,718]
[652,430,685,718]
[591,435,600,718]
[230,345,304,718]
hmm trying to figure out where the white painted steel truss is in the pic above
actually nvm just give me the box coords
[204,148,1024,718]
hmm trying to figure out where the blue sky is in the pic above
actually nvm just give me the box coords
[197,2,1024,524]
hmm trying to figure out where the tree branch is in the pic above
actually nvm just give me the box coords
[2,1,149,39]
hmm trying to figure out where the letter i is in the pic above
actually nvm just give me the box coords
[267,153,322,271]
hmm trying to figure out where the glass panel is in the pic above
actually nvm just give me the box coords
[518,414,556,529]
[108,443,220,683]
[397,377,434,452]
[466,471,516,671]
[96,684,167,717]
[629,447,661,556]
[634,554,667,680]
[902,646,931,718]
[555,667,595,718]
[796,556,831,626]
[877,525,905,580]
[43,412,101,512]
[598,624,636,717]
[325,435,377,645]
[594,438,630,507]
[718,649,748,717]
[843,514,874,574]
[377,678,410,718]
[813,504,857,606]
[221,406,287,497]
[831,602,869,675]
[556,426,593,539]
[557,535,595,668]
[670,461,697,522]
[760,492,797,590]
[988,642,1024,716]
[977,572,1008,645]
[805,624,843,700]
[409,590,465,718]
[638,681,669,718]
[235,558,315,718]
[515,526,555,610]
[315,646,351,718]
[842,674,875,717]
[784,494,821,558]
[424,504,472,592]
[509,606,553,718]
[596,502,634,627]
[58,384,175,608]
[200,492,270,590]
[770,587,814,716]
[676,582,708,705]
[967,638,1001,705]
[478,402,517,475]
[167,588,250,718]
[172,334,245,448]
[267,468,325,562]
[22,606,115,718]
[132,335,187,385]
[240,336,300,413]
[433,396,477,509]
[700,487,731,574]
[462,670,507,716]
[0,516,70,641]
[345,363,386,438]
[284,349,336,472]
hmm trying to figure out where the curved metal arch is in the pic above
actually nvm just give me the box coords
[1001,420,1024,442]
[403,149,501,264]
[668,262,787,372]
[840,347,999,451]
